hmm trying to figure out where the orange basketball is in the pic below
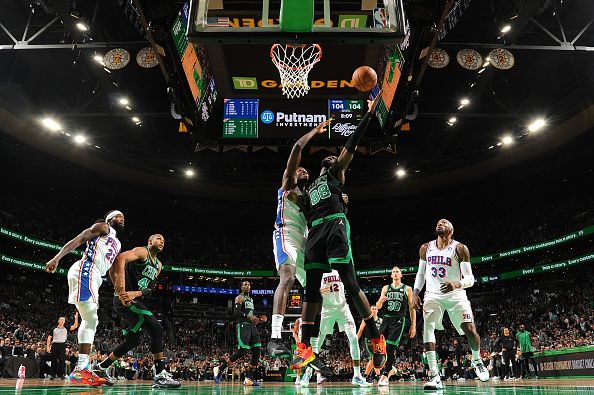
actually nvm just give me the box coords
[352,66,377,92]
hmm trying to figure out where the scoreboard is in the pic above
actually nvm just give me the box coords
[327,100,366,138]
[222,98,366,139]
[223,99,259,138]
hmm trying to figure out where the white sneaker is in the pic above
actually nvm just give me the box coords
[300,367,313,387]
[316,372,327,385]
[423,374,443,390]
[352,374,372,387]
[471,359,490,382]
[377,375,389,387]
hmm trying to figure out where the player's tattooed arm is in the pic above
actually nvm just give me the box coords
[282,119,331,190]
[45,222,109,273]
[376,285,389,309]
[112,247,148,303]
[441,243,473,293]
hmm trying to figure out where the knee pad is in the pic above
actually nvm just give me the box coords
[423,321,437,343]
[335,266,361,296]
[304,269,324,303]
[148,325,164,354]
[113,332,141,357]
[76,301,99,344]
[250,348,260,366]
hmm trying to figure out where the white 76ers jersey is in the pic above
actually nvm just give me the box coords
[424,239,466,297]
[79,225,121,277]
[321,270,346,309]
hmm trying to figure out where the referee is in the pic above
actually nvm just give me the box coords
[47,312,78,379]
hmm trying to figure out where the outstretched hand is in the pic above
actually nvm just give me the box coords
[45,258,59,273]
[315,118,333,134]
[367,91,382,113]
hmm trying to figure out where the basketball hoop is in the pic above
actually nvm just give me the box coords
[270,44,322,99]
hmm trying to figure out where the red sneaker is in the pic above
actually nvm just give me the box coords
[69,367,107,386]
[290,343,316,370]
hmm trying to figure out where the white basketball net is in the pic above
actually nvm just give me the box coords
[270,44,322,99]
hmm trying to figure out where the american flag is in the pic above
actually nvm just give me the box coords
[207,17,229,27]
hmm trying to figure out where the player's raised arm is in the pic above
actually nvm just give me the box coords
[281,119,331,190]
[332,93,381,175]
[110,247,148,298]
[45,222,109,273]
[412,243,428,309]
[440,243,474,294]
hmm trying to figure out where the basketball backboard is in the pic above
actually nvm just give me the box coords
[187,0,408,44]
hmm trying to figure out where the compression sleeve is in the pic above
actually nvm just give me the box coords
[459,261,475,289]
[234,303,246,319]
[413,259,427,294]
[344,111,372,153]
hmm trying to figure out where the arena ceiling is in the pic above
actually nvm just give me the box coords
[0,0,593,199]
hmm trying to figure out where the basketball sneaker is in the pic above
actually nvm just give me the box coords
[152,370,182,388]
[377,375,389,387]
[290,343,315,369]
[213,366,221,384]
[69,366,106,386]
[244,377,261,386]
[93,367,116,386]
[371,335,387,368]
[423,374,443,390]
[267,339,292,358]
[316,371,328,385]
[471,359,489,382]
[352,374,372,387]
[300,367,313,387]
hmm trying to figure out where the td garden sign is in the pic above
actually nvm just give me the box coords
[233,77,356,90]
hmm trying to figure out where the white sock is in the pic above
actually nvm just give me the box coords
[472,348,480,361]
[77,354,89,369]
[426,351,438,377]
[354,366,361,376]
[271,314,283,339]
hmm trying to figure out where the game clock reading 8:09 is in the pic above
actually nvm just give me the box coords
[328,99,366,139]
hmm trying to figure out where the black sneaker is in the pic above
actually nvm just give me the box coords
[267,339,292,358]
[93,368,116,386]
[309,353,334,378]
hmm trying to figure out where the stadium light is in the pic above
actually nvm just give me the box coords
[185,169,195,177]
[502,136,513,145]
[528,118,546,132]
[448,117,457,124]
[73,134,86,144]
[501,25,511,33]
[41,118,61,131]
[76,22,88,31]
[132,116,140,123]
[119,97,129,106]
[396,168,406,178]
[93,54,103,63]
[460,98,470,106]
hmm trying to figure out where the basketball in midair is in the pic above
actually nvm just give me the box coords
[352,66,377,92]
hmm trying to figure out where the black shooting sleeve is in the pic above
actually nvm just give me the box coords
[234,303,246,319]
[344,111,372,153]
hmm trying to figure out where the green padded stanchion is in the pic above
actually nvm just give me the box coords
[279,0,314,32]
